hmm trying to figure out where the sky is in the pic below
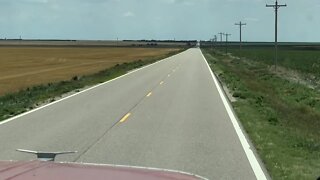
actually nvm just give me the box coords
[0,0,319,42]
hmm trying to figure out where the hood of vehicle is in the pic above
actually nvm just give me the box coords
[0,161,206,180]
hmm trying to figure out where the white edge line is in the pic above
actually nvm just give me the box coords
[200,50,267,180]
[0,49,188,126]
[59,161,209,180]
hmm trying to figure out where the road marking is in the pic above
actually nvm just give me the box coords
[119,113,131,123]
[0,50,188,126]
[160,81,164,85]
[172,69,176,72]
[200,50,268,180]
[146,92,152,97]
[168,74,171,77]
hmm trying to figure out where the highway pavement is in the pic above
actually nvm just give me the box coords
[0,48,268,179]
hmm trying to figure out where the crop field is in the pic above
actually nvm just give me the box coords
[0,47,180,95]
[229,45,320,76]
[0,39,193,47]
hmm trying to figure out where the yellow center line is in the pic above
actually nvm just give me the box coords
[160,81,164,85]
[146,92,152,97]
[119,113,131,123]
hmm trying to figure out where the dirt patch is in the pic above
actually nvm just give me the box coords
[269,65,320,90]
[228,54,320,91]
[222,84,237,102]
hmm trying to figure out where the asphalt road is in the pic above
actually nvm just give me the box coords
[0,48,267,179]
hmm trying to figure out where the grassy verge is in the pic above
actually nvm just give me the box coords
[202,48,320,180]
[0,48,185,122]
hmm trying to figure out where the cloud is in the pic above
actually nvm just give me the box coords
[123,11,135,17]
[244,17,259,22]
[6,0,117,4]
[165,0,208,6]
[15,0,49,3]
[227,0,262,2]
[28,0,48,3]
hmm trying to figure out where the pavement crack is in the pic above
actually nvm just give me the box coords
[72,118,120,162]
[72,67,177,162]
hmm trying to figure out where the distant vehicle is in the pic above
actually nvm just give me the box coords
[0,149,208,180]
[196,41,201,48]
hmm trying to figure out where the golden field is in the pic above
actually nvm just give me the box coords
[0,47,180,95]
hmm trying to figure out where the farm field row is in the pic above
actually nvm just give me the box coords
[0,47,180,95]
[228,45,320,76]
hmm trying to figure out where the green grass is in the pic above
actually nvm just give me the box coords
[0,49,185,122]
[202,48,320,180]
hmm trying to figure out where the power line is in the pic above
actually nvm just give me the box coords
[266,0,287,71]
[235,21,246,50]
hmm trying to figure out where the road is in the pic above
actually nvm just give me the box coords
[0,48,267,179]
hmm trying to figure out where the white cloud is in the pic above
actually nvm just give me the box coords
[16,0,49,3]
[227,0,262,2]
[123,11,135,17]
[244,17,260,22]
[165,0,208,6]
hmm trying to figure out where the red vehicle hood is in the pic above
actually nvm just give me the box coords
[0,161,207,180]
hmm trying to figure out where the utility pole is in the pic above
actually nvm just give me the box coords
[223,33,231,54]
[235,21,246,50]
[211,35,218,49]
[266,0,287,71]
[218,32,224,47]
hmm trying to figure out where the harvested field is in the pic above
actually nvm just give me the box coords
[0,47,180,95]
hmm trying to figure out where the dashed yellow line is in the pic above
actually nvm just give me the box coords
[146,92,152,97]
[160,81,164,85]
[119,113,131,123]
